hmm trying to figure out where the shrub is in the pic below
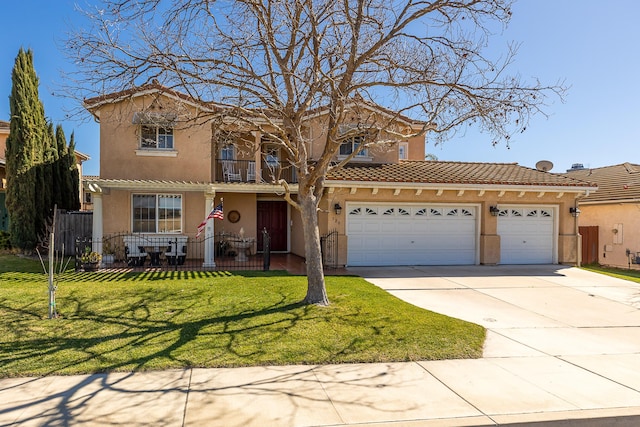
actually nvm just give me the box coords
[0,232,11,250]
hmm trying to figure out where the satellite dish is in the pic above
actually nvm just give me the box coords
[535,160,554,172]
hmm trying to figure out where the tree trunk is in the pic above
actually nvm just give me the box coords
[299,192,329,306]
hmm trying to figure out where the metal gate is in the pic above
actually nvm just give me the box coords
[321,229,339,269]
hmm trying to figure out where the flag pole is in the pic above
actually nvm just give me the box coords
[202,193,217,268]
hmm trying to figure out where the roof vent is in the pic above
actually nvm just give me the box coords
[567,163,585,172]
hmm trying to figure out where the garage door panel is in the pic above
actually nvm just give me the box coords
[498,208,554,264]
[347,204,477,266]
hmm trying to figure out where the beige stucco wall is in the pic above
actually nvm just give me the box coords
[579,203,640,269]
[306,114,425,163]
[95,96,213,182]
[100,189,261,239]
[322,187,583,267]
[218,193,257,237]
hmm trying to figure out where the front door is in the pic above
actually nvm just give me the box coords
[257,201,288,252]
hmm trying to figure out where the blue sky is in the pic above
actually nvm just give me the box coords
[1,0,639,176]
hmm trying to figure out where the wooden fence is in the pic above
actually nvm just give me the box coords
[55,210,92,256]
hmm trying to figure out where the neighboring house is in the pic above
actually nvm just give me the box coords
[83,83,596,267]
[0,120,90,234]
[566,163,640,268]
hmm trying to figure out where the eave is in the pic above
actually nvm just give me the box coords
[83,178,298,195]
[325,180,595,196]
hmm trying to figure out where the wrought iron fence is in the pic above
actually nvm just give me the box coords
[321,229,339,269]
[75,229,271,272]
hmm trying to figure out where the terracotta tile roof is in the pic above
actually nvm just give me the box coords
[327,160,596,188]
[84,84,425,128]
[305,97,426,128]
[0,120,8,130]
[83,82,217,112]
[564,163,640,202]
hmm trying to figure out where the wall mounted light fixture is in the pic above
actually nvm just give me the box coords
[334,203,343,215]
[569,207,581,217]
[489,206,500,216]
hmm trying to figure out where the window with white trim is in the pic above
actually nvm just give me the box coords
[398,142,408,160]
[133,194,182,233]
[339,135,368,157]
[220,144,235,160]
[141,125,174,150]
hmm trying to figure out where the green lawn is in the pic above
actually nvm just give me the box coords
[0,254,485,378]
[581,264,640,284]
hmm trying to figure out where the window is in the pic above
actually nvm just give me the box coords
[398,142,408,160]
[265,146,280,167]
[133,194,182,233]
[339,135,368,157]
[220,144,235,160]
[141,125,174,149]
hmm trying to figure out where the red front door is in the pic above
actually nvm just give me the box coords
[257,201,288,251]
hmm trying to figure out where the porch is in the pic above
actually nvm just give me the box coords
[76,232,345,275]
[214,159,298,184]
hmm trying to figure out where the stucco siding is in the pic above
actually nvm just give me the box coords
[579,203,640,269]
[97,97,213,182]
[322,187,581,267]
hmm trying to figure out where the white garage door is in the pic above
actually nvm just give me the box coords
[497,207,555,264]
[347,204,477,266]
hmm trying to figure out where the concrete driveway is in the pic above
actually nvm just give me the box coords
[351,264,640,357]
[349,264,640,424]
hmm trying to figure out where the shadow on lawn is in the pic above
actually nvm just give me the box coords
[0,286,316,378]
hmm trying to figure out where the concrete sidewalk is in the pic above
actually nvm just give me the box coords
[2,265,640,426]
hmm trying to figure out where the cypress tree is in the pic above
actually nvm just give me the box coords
[66,132,80,211]
[53,124,66,209]
[5,48,47,251]
[42,122,56,214]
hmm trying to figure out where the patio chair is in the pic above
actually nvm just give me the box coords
[222,160,242,182]
[165,244,187,265]
[125,245,148,267]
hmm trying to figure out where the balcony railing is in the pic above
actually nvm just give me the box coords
[215,159,298,184]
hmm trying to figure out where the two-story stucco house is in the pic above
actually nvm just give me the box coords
[83,83,596,268]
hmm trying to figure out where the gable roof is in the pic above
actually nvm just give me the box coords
[565,163,640,203]
[304,97,427,129]
[84,83,426,129]
[327,160,596,190]
[83,82,218,116]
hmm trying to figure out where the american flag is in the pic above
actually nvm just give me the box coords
[195,203,223,238]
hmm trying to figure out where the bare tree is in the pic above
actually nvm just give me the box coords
[66,0,563,305]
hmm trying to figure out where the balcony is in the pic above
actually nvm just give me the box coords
[215,159,298,184]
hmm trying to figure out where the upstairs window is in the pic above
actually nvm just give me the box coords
[133,112,177,151]
[339,135,368,157]
[398,142,408,160]
[141,125,174,149]
[220,144,235,160]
